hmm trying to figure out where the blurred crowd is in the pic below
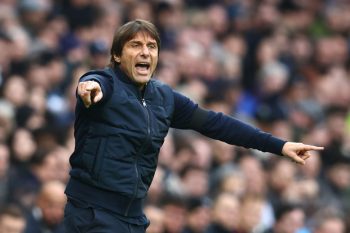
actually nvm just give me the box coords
[0,0,350,233]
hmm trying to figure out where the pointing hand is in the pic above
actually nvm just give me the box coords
[282,142,324,165]
[77,81,103,108]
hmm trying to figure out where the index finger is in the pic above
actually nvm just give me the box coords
[85,81,99,91]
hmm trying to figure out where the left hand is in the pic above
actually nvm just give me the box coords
[281,142,324,165]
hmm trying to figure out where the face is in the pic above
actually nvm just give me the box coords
[115,32,158,88]
[213,194,240,230]
[144,206,164,233]
[316,219,345,233]
[0,215,26,233]
[276,209,305,233]
[163,205,186,233]
[37,183,67,227]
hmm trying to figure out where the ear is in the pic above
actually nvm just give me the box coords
[113,55,121,63]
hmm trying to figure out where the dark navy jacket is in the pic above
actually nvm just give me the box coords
[65,67,285,217]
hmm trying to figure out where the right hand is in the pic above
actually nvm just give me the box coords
[281,142,324,165]
[77,81,103,108]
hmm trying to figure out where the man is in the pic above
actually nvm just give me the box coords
[143,205,164,233]
[205,192,240,233]
[311,207,346,233]
[160,195,187,233]
[25,180,66,233]
[312,214,345,233]
[64,19,323,233]
[0,143,10,207]
[0,205,26,233]
[262,202,306,233]
[182,197,211,233]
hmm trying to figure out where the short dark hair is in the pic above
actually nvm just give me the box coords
[274,202,303,221]
[109,19,161,67]
[0,204,25,220]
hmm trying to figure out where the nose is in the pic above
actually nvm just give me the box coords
[140,45,150,57]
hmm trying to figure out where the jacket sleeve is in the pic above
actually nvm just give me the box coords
[170,91,202,129]
[171,91,286,155]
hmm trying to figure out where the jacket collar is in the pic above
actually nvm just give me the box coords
[113,65,133,84]
[112,65,152,97]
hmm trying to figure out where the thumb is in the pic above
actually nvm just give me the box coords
[93,91,103,103]
[288,153,306,165]
[80,91,92,108]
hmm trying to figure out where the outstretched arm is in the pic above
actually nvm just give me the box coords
[281,142,324,165]
[171,91,324,162]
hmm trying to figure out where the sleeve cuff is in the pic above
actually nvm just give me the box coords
[267,136,287,156]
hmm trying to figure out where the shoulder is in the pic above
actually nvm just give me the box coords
[150,79,174,95]
[79,67,115,82]
[149,79,175,106]
[150,79,171,89]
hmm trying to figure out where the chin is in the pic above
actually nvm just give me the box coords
[134,78,151,88]
[136,76,151,83]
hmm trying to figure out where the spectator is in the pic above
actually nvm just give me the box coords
[321,163,350,212]
[160,195,187,233]
[144,205,164,233]
[237,195,265,233]
[9,128,37,167]
[0,143,10,207]
[2,75,29,109]
[263,202,306,233]
[87,40,109,69]
[238,154,275,229]
[312,215,345,233]
[179,165,209,198]
[0,100,15,142]
[211,164,246,198]
[205,192,240,233]
[267,159,297,208]
[8,147,61,210]
[25,180,66,233]
[146,166,166,206]
[311,206,346,233]
[182,197,211,233]
[0,204,26,233]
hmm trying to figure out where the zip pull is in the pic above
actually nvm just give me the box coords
[141,98,147,107]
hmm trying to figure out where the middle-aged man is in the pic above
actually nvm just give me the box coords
[64,19,323,233]
[0,205,26,233]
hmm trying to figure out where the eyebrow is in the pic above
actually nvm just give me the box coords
[128,38,157,44]
[128,40,158,48]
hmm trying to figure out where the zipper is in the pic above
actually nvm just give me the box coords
[140,98,150,192]
[142,98,151,135]
[124,96,151,216]
[142,98,147,107]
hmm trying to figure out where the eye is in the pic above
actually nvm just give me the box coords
[148,43,157,49]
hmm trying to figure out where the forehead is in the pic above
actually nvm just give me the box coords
[128,31,157,43]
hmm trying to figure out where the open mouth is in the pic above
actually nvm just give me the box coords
[135,62,150,73]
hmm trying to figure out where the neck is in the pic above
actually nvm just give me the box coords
[138,83,146,91]
[114,65,149,90]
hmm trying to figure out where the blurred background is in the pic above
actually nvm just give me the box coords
[0,0,349,233]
